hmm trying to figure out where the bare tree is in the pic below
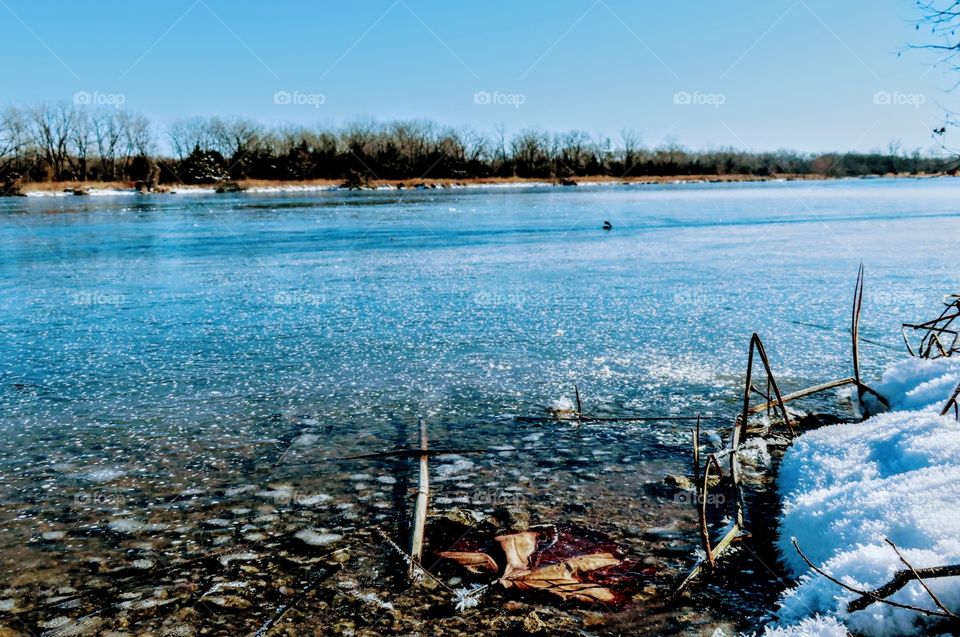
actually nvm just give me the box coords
[28,101,80,180]
[511,128,550,177]
[0,106,30,176]
[120,112,154,163]
[619,128,643,174]
[916,2,960,73]
[459,126,489,165]
[92,109,123,180]
[70,108,92,181]
[913,3,960,165]
[168,116,215,161]
[207,117,262,160]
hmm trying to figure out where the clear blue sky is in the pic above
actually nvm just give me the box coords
[0,0,953,153]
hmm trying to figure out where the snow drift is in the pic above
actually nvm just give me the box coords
[765,357,960,636]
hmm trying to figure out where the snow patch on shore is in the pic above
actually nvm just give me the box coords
[26,188,138,197]
[761,616,847,636]
[767,357,960,636]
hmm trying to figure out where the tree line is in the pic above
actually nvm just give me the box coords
[0,100,949,191]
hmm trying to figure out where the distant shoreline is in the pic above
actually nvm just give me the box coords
[14,172,950,197]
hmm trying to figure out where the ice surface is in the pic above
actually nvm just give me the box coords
[4,179,960,633]
[294,529,342,546]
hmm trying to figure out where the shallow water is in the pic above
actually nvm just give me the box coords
[1,178,958,634]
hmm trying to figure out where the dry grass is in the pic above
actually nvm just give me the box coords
[227,178,341,189]
[24,180,134,193]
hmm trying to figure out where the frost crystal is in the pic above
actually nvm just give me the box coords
[452,584,486,613]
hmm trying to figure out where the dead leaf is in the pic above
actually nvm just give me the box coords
[502,552,621,603]
[434,550,498,574]
[495,531,539,579]
[434,524,642,606]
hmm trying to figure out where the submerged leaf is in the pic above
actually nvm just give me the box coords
[434,524,645,606]
[434,550,499,574]
[495,531,539,579]
[503,552,621,603]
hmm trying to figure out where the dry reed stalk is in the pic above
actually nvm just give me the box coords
[692,416,701,488]
[852,262,864,392]
[747,377,888,415]
[699,454,718,567]
[941,381,960,419]
[902,296,960,359]
[409,418,429,580]
[732,334,792,527]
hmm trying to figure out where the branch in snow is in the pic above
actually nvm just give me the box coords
[791,538,957,619]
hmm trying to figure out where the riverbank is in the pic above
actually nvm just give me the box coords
[12,172,948,197]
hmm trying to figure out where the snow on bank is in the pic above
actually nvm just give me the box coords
[765,357,960,636]
[762,616,848,637]
[25,188,139,197]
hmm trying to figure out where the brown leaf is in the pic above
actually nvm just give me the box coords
[502,552,621,604]
[435,525,640,606]
[434,550,499,574]
[494,531,540,580]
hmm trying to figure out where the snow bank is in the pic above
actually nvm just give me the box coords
[761,616,847,637]
[25,187,138,197]
[872,356,960,412]
[767,357,960,636]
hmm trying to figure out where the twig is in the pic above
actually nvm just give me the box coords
[254,562,342,637]
[884,538,959,619]
[378,529,453,593]
[902,296,960,359]
[940,381,960,419]
[343,447,501,460]
[747,377,889,415]
[553,415,724,422]
[848,562,960,613]
[519,414,726,423]
[675,521,743,594]
[792,539,955,618]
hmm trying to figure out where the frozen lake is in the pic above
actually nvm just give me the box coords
[1,177,958,633]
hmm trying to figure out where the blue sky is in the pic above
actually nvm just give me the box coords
[0,0,954,153]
